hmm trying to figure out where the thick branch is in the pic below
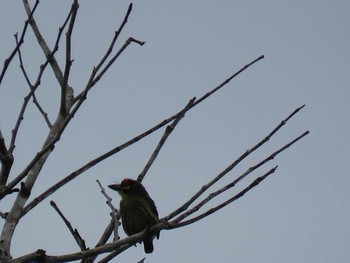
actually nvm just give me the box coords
[0,4,85,260]
[9,223,169,263]
[11,162,280,263]
[22,0,65,86]
[61,0,79,115]
[0,130,13,186]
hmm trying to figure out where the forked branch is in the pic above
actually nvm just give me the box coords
[137,97,196,183]
[22,55,264,215]
[50,201,87,251]
[0,0,39,86]
[164,105,307,221]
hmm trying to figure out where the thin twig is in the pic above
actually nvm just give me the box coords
[171,166,278,228]
[137,97,196,183]
[0,0,39,86]
[96,180,120,241]
[21,55,264,212]
[50,200,87,251]
[91,37,145,88]
[77,36,145,104]
[14,34,52,128]
[6,49,59,157]
[164,104,306,221]
[172,130,309,223]
[73,3,133,103]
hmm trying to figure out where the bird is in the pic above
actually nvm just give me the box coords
[108,178,159,253]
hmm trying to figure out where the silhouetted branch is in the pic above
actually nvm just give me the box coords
[73,3,134,103]
[50,200,87,251]
[5,0,76,159]
[137,97,196,183]
[1,52,60,197]
[97,180,120,241]
[164,105,307,221]
[9,164,280,262]
[172,130,309,224]
[14,34,52,129]
[0,0,39,86]
[10,4,141,202]
[22,0,71,87]
[172,166,278,228]
[22,55,264,214]
[91,37,145,88]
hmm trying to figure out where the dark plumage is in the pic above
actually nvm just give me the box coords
[108,178,159,253]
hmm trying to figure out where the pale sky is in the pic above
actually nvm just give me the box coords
[0,1,349,262]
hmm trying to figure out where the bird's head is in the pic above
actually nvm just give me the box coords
[108,178,148,198]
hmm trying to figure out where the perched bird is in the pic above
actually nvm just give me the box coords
[108,178,159,253]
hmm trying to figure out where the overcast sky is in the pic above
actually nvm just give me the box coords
[0,1,349,262]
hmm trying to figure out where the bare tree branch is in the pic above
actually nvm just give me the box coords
[61,0,79,116]
[137,97,196,183]
[73,3,133,103]
[50,200,87,251]
[0,3,86,259]
[9,226,160,263]
[0,0,39,86]
[172,130,309,224]
[171,166,278,228]
[90,37,146,88]
[0,1,310,262]
[164,104,306,221]
[9,162,281,263]
[6,0,77,157]
[22,0,66,86]
[96,180,120,241]
[7,4,141,201]
[22,55,264,215]
[14,34,52,128]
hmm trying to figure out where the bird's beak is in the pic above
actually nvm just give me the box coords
[108,184,123,191]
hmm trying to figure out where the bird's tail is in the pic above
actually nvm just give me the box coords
[143,236,154,254]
